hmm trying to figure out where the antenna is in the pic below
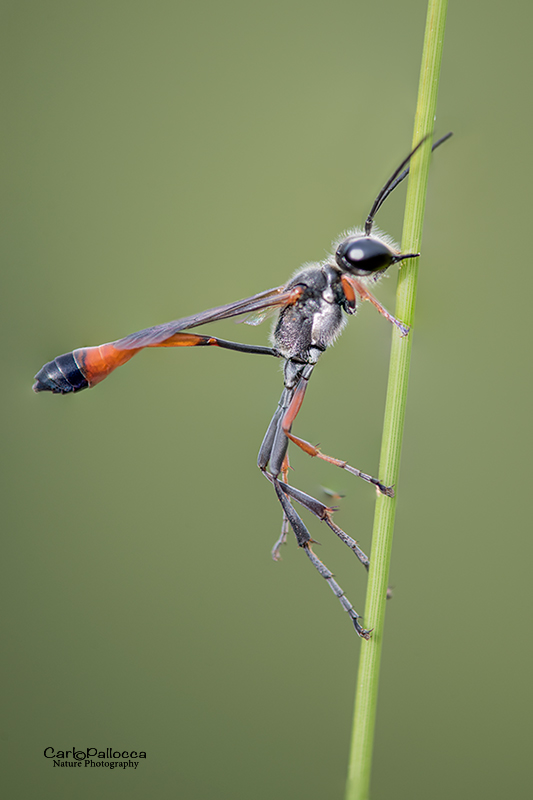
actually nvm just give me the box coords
[364,132,453,235]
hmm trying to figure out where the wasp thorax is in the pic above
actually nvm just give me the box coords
[335,236,397,276]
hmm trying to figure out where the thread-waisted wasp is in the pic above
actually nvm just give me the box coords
[34,133,451,637]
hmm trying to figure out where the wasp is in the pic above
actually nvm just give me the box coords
[34,133,451,637]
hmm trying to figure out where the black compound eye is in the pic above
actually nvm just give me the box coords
[335,237,395,275]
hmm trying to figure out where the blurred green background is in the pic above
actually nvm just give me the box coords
[2,1,532,798]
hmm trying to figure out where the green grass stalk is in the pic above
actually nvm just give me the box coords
[344,2,449,798]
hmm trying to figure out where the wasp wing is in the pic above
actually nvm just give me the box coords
[115,285,288,349]
[33,284,300,394]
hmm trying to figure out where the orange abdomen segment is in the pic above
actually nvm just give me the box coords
[74,344,141,387]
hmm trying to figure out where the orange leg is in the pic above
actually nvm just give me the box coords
[342,275,410,337]
[280,378,394,497]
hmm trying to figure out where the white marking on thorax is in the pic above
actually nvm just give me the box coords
[311,291,345,347]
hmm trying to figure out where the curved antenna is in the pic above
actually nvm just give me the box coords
[364,132,453,235]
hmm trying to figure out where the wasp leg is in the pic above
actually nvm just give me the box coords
[271,457,291,562]
[262,471,369,570]
[305,545,371,639]
[281,378,394,497]
[349,279,410,336]
[270,476,370,638]
[271,513,290,562]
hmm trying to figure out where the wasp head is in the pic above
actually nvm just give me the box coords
[335,234,419,278]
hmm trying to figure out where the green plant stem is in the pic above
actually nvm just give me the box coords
[344,2,449,799]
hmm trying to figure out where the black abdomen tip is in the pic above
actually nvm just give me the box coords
[33,352,88,394]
